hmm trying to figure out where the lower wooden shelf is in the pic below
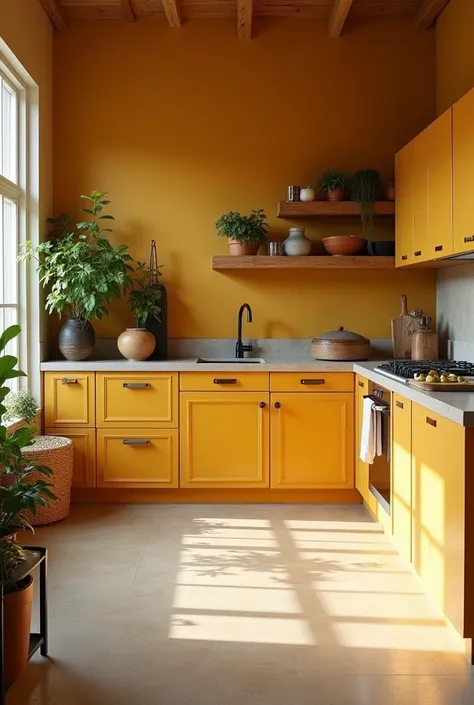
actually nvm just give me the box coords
[212,255,395,270]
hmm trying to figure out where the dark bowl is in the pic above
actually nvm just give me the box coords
[371,241,395,256]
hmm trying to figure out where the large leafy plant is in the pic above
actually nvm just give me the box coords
[127,261,162,323]
[216,209,268,244]
[20,191,134,321]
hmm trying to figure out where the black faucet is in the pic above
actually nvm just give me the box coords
[236,303,253,358]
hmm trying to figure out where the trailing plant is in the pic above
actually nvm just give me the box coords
[20,191,134,322]
[317,171,347,192]
[351,170,381,240]
[3,390,39,425]
[127,261,163,323]
[216,209,268,244]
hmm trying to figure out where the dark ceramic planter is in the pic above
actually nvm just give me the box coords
[58,318,95,361]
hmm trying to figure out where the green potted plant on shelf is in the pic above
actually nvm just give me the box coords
[351,169,382,247]
[117,261,162,362]
[20,190,134,361]
[0,325,56,689]
[317,171,347,202]
[216,209,268,256]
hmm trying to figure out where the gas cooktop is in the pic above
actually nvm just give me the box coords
[374,360,474,383]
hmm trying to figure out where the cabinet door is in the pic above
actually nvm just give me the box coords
[453,86,474,254]
[46,427,96,488]
[391,395,412,564]
[271,393,354,489]
[355,376,369,502]
[395,141,415,267]
[44,372,95,427]
[411,404,465,635]
[413,127,430,262]
[180,392,270,488]
[429,108,453,259]
[97,430,178,488]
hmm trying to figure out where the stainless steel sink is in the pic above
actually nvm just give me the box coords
[196,357,266,364]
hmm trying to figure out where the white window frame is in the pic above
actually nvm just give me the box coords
[0,43,40,401]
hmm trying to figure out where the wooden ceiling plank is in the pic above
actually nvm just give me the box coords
[328,0,353,38]
[39,0,68,31]
[414,0,450,29]
[121,0,137,22]
[237,0,253,40]
[162,0,183,27]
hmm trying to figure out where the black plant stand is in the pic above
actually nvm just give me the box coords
[0,547,48,704]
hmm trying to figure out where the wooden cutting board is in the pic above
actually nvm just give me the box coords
[408,380,474,392]
[391,295,416,359]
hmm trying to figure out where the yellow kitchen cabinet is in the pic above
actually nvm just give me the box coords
[413,126,430,263]
[96,372,178,428]
[355,376,369,502]
[453,86,474,255]
[395,141,415,267]
[270,392,354,489]
[391,395,412,564]
[46,427,96,488]
[180,392,270,488]
[270,372,353,393]
[97,429,178,488]
[429,108,453,259]
[44,372,95,427]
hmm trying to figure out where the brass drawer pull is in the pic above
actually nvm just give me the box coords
[434,245,443,252]
[301,379,325,385]
[402,255,408,261]
[464,236,474,243]
[61,378,78,385]
[396,400,404,409]
[122,382,150,389]
[358,381,365,388]
[426,416,437,428]
[414,250,422,257]
[123,439,150,445]
[213,378,237,385]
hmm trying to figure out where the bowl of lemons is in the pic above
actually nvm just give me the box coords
[414,370,466,384]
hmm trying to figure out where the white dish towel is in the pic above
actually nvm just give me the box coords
[360,396,376,464]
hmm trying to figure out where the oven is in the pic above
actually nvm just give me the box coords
[364,381,391,516]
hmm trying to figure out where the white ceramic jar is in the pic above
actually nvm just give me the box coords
[284,228,312,256]
[299,187,315,202]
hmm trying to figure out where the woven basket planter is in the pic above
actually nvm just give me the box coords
[21,436,73,526]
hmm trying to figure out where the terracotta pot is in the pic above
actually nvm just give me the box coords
[4,575,34,689]
[117,328,156,362]
[327,187,345,202]
[322,235,366,256]
[228,240,260,256]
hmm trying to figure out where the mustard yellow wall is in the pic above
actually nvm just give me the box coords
[54,19,436,340]
[437,0,474,113]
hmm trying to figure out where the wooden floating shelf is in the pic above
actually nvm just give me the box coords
[212,256,396,270]
[277,200,395,218]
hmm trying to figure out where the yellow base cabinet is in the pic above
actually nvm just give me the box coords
[270,392,354,489]
[355,376,370,502]
[391,395,412,564]
[97,429,178,488]
[44,372,95,427]
[46,427,96,488]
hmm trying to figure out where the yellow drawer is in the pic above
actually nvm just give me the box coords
[96,372,178,428]
[180,372,269,392]
[46,427,96,488]
[270,372,354,393]
[97,429,178,488]
[44,372,95,427]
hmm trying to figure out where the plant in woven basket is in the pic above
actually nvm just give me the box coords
[3,389,39,425]
[351,169,381,242]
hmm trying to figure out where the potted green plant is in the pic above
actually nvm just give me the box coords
[20,191,134,361]
[3,389,39,426]
[0,325,56,689]
[351,169,382,244]
[317,171,347,202]
[216,209,268,256]
[118,261,162,362]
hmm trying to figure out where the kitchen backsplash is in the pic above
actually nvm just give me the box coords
[437,263,474,360]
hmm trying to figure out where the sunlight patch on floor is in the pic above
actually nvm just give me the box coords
[173,584,302,614]
[169,614,316,645]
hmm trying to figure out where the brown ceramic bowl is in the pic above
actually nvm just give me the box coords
[322,235,367,256]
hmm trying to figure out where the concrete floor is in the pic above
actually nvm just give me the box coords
[7,503,474,705]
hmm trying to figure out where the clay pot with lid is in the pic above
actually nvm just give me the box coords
[311,326,371,361]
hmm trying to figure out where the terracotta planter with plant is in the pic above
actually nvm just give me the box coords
[0,325,56,689]
[317,171,347,202]
[216,209,268,256]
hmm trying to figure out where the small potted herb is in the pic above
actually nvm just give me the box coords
[317,171,347,202]
[216,209,268,256]
[118,262,162,362]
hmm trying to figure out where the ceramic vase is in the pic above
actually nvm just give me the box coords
[284,228,312,256]
[299,187,315,202]
[118,328,156,362]
[58,318,95,361]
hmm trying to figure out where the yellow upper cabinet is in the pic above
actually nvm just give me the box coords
[270,392,354,490]
[453,86,474,254]
[395,141,414,266]
[96,372,178,428]
[429,108,453,259]
[413,127,430,263]
[391,394,412,565]
[44,372,95,427]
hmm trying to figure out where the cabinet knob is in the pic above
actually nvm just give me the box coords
[259,402,266,408]
[426,416,437,428]
[395,400,404,409]
[274,402,281,409]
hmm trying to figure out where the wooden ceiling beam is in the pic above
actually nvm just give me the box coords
[328,0,353,37]
[237,0,253,40]
[39,0,68,31]
[121,0,137,22]
[162,0,182,27]
[415,0,450,29]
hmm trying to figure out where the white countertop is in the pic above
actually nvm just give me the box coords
[40,358,474,427]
